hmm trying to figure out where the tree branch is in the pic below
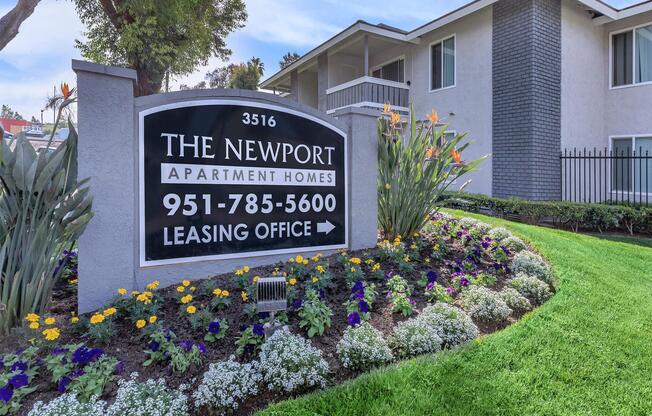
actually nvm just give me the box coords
[0,0,40,51]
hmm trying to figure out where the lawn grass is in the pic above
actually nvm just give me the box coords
[258,210,652,416]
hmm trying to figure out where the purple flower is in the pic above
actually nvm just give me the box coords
[252,324,265,337]
[69,369,85,379]
[426,282,435,291]
[318,289,326,299]
[460,277,470,287]
[386,271,394,279]
[9,374,28,389]
[351,281,364,293]
[0,357,3,370]
[0,384,13,402]
[178,340,193,352]
[446,287,455,295]
[51,348,68,356]
[354,290,365,300]
[258,312,270,319]
[427,270,438,283]
[148,341,160,352]
[72,346,99,366]
[481,238,492,249]
[501,245,511,256]
[292,299,303,310]
[208,321,221,334]
[386,291,392,299]
[347,312,361,327]
[114,361,125,375]
[197,342,207,354]
[10,361,27,373]
[57,377,71,393]
[359,300,369,313]
[409,298,417,306]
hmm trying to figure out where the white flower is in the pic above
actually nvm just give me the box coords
[509,273,552,304]
[460,286,512,322]
[28,394,107,416]
[107,373,188,416]
[337,322,393,370]
[193,357,262,413]
[391,318,442,357]
[418,303,479,347]
[511,251,554,285]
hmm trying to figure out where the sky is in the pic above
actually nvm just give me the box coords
[0,0,644,122]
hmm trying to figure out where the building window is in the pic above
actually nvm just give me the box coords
[611,23,652,87]
[371,58,405,83]
[430,35,455,91]
[611,136,652,193]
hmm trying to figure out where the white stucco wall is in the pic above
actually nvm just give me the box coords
[327,53,363,88]
[561,0,607,151]
[298,70,318,108]
[604,11,652,140]
[409,7,494,196]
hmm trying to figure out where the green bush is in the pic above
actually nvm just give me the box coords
[0,113,92,334]
[377,105,486,239]
[440,192,651,235]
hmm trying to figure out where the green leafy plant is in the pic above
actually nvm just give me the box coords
[235,325,265,355]
[377,104,486,239]
[143,329,204,373]
[0,347,40,415]
[0,86,93,335]
[297,289,332,338]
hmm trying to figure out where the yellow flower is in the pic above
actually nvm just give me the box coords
[385,183,391,190]
[383,102,391,114]
[25,313,39,323]
[235,269,244,276]
[222,290,229,297]
[213,288,223,296]
[253,276,259,283]
[295,255,304,263]
[103,308,117,317]
[118,288,127,296]
[146,280,160,290]
[42,328,60,341]
[71,317,79,324]
[90,314,105,325]
[316,265,326,273]
[410,244,417,249]
[243,266,250,273]
[29,322,40,330]
[176,286,185,293]
[372,263,381,272]
[289,278,297,286]
[241,291,248,302]
[181,294,193,304]
[186,305,197,314]
[350,267,356,273]
[312,276,319,283]
[189,287,196,292]
[302,259,309,265]
[149,315,157,324]
[136,319,146,329]
[68,279,78,285]
[44,317,56,325]
[182,279,191,287]
[390,111,401,126]
[350,257,361,265]
[131,291,140,296]
[136,293,149,303]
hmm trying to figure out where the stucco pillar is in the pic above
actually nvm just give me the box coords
[317,53,329,112]
[290,69,299,101]
[73,59,138,312]
[332,107,378,250]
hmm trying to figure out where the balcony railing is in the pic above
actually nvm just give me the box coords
[325,76,409,114]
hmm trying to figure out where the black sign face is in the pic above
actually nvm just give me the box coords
[139,100,348,266]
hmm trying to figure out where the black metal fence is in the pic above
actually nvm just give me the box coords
[560,148,651,206]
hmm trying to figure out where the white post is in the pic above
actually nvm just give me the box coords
[363,34,369,76]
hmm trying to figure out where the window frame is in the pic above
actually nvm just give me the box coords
[609,134,652,195]
[369,55,406,83]
[429,34,456,93]
[609,21,652,90]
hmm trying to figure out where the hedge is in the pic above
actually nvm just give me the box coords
[439,192,652,236]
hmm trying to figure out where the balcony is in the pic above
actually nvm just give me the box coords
[325,76,410,114]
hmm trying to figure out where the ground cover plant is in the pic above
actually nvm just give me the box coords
[259,210,652,416]
[0,213,554,415]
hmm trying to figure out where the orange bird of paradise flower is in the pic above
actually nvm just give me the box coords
[383,102,391,114]
[389,112,401,126]
[426,110,439,124]
[451,148,463,164]
[61,82,72,100]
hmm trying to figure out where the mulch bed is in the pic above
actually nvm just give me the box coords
[1,231,527,416]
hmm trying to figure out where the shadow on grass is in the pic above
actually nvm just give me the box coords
[585,233,652,249]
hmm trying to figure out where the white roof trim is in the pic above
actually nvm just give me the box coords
[408,0,498,39]
[617,1,652,19]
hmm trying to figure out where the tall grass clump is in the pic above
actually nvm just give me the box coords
[377,104,485,239]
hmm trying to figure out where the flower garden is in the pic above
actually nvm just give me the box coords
[0,213,556,415]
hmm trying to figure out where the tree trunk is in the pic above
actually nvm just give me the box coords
[0,0,40,50]
[134,66,164,97]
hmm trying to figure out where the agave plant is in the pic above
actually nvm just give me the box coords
[377,104,486,239]
[0,84,93,334]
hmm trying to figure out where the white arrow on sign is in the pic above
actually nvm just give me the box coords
[316,220,336,235]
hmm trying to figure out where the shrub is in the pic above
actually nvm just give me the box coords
[511,251,554,286]
[0,113,93,334]
[386,274,415,317]
[28,394,107,416]
[377,105,485,239]
[487,227,512,242]
[499,288,532,312]
[337,322,393,370]
[259,330,329,393]
[419,303,479,347]
[107,373,188,416]
[391,318,442,358]
[459,286,512,322]
[458,217,480,229]
[510,274,552,304]
[503,236,527,253]
[193,357,261,413]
